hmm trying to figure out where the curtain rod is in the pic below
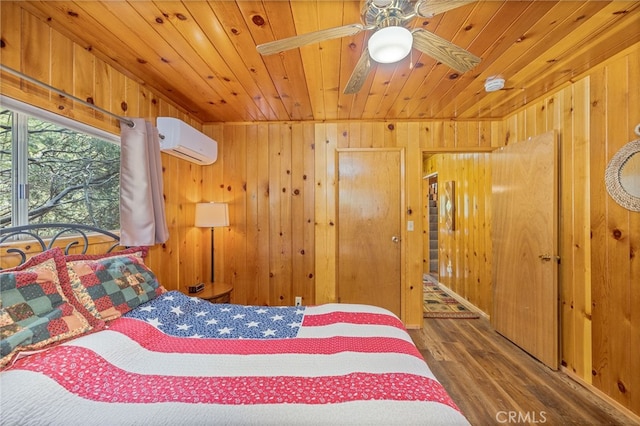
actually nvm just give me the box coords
[0,63,135,128]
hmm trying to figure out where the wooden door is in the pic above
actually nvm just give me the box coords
[492,131,559,369]
[337,149,402,317]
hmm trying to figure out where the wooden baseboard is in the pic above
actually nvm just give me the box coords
[560,366,640,424]
[436,281,490,320]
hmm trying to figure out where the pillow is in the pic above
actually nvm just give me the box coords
[0,248,102,369]
[65,247,164,321]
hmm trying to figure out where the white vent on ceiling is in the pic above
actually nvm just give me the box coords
[157,117,217,165]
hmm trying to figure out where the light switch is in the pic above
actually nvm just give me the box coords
[407,220,414,231]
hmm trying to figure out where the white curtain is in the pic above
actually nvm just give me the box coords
[119,118,169,246]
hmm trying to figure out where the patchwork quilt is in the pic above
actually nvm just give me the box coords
[0,291,469,425]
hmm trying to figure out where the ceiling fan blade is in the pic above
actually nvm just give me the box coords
[415,0,476,18]
[257,23,366,56]
[411,28,481,73]
[343,48,372,94]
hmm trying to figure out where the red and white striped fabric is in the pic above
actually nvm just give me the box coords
[0,301,469,425]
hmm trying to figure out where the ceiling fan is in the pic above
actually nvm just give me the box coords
[256,0,481,94]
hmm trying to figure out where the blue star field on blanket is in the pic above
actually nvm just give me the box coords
[123,291,306,339]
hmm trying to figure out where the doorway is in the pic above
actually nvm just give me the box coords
[419,151,494,316]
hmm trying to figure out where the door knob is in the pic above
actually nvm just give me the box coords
[391,236,400,243]
[538,254,560,262]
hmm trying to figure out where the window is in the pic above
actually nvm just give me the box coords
[0,99,120,231]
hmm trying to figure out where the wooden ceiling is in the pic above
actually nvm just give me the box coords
[14,1,640,123]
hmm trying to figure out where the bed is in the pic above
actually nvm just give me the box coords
[0,224,469,425]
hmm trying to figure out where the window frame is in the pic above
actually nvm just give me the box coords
[1,95,120,229]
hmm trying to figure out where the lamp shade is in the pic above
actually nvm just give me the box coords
[195,202,229,227]
[368,26,413,64]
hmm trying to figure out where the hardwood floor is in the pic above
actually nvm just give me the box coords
[408,317,638,426]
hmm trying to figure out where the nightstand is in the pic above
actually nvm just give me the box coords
[198,282,233,304]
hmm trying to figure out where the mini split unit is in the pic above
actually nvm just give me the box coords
[157,117,218,165]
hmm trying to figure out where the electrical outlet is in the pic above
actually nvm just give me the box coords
[294,296,302,307]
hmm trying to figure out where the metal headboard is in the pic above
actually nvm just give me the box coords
[0,223,121,268]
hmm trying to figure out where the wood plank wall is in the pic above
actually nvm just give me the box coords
[200,122,496,328]
[2,2,639,417]
[502,43,640,417]
[202,123,317,308]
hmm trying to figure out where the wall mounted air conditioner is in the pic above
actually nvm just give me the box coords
[157,117,217,165]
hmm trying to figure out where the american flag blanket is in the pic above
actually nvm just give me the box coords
[0,291,469,425]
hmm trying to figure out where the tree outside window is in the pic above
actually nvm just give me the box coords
[0,108,120,231]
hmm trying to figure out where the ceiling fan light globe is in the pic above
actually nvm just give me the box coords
[368,26,413,64]
[371,0,393,7]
